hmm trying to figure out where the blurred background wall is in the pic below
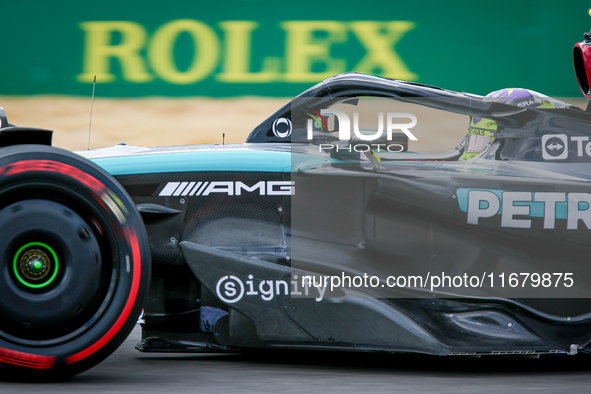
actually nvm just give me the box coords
[1,0,589,97]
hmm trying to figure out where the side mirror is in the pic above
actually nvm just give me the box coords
[0,107,7,128]
[574,41,591,99]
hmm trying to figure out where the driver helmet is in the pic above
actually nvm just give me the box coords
[459,88,579,160]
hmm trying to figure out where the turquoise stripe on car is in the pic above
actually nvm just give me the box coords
[92,150,336,175]
[92,150,293,175]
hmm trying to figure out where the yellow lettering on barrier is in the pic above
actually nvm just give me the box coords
[77,21,153,83]
[282,21,347,82]
[217,21,281,83]
[77,19,418,86]
[350,21,417,80]
[148,19,219,84]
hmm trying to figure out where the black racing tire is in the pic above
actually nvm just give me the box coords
[0,145,151,380]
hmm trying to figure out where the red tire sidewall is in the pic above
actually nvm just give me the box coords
[0,145,150,376]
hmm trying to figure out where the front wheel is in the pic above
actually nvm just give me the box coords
[0,145,150,379]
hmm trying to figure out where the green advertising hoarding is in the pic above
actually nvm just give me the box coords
[0,1,589,97]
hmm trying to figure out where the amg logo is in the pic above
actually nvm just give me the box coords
[158,181,295,196]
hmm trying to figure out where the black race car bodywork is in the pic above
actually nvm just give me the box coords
[91,73,591,359]
[3,28,591,379]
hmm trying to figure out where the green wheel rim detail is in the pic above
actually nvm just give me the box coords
[13,242,59,289]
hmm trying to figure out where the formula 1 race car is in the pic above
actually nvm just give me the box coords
[3,27,591,380]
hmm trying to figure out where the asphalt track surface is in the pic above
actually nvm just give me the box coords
[2,325,591,393]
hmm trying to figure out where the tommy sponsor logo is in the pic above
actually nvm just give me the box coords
[159,180,295,196]
[541,133,591,160]
[458,188,591,230]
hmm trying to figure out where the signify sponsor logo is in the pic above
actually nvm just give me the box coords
[215,274,328,303]
[458,188,591,229]
[159,180,295,196]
